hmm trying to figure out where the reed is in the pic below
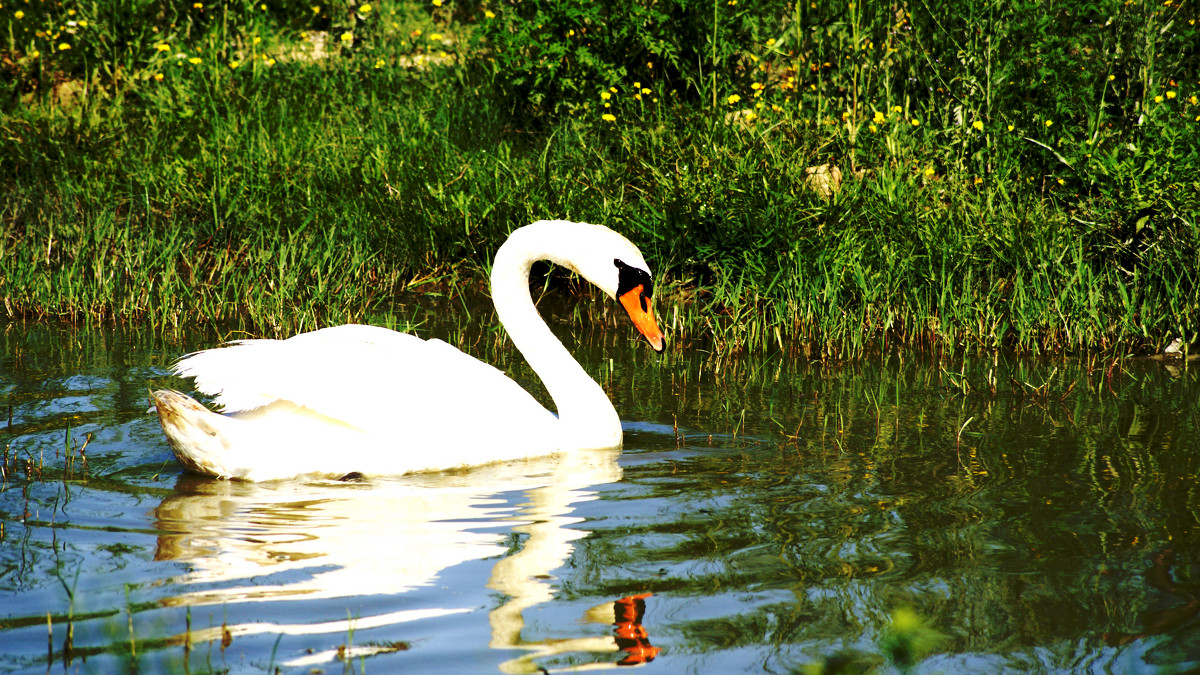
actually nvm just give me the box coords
[2,0,1197,357]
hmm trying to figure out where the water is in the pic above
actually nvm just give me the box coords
[3,316,1200,674]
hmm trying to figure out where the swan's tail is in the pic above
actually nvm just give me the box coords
[152,390,238,478]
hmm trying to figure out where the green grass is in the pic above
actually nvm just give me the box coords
[1,0,1198,358]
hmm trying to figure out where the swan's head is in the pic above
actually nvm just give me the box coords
[509,220,665,353]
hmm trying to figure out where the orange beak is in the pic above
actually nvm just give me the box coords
[618,285,665,352]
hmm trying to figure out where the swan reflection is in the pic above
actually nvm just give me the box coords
[152,447,656,671]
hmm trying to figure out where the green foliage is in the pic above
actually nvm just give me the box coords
[1,0,1198,355]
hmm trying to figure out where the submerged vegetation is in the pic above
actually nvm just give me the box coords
[1,0,1198,357]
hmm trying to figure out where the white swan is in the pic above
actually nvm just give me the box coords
[152,220,665,481]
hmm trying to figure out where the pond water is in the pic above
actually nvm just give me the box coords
[2,312,1200,674]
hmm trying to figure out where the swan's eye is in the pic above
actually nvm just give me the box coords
[614,258,654,301]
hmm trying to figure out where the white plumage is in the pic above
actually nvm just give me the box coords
[152,220,664,481]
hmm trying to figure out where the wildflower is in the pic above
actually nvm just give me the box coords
[154,72,164,81]
[374,58,384,68]
[260,3,266,9]
[484,10,495,18]
[193,2,202,8]
[1056,178,1065,185]
[924,167,935,178]
[1044,119,1053,127]
[1107,74,1116,81]
[600,92,611,100]
[911,118,920,127]
[58,42,70,50]
[432,0,441,5]
[156,43,170,51]
[340,31,353,43]
[30,49,40,58]
[766,38,775,46]
[311,5,320,13]
[744,111,757,121]
[974,176,983,185]
[634,81,641,89]
[872,111,885,124]
[1154,95,1163,103]
[609,86,617,93]
[253,36,261,45]
[1007,124,1015,132]
[229,60,240,68]
[972,120,983,131]
[266,58,276,66]
[1166,91,1176,99]
[869,124,878,133]
[79,20,87,27]
[890,105,902,114]
[14,9,23,18]
[429,33,442,41]
[1190,95,1199,105]
[602,113,616,122]
[189,56,202,64]
[727,94,742,105]
[641,88,650,95]
[750,82,764,91]
[360,2,372,12]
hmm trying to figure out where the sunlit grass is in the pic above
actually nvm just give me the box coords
[1,0,1198,357]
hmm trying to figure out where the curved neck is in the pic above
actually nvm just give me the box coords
[490,227,620,446]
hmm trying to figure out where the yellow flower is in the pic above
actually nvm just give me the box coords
[972,120,984,131]
[1154,95,1163,103]
[360,3,372,13]
[1056,178,1065,185]
[30,49,40,58]
[374,58,384,68]
[744,111,757,121]
[1007,124,1015,132]
[1107,74,1116,81]
[260,3,266,9]
[229,60,240,69]
[58,42,70,50]
[14,10,23,18]
[484,10,495,18]
[253,36,261,45]
[1189,95,1199,105]
[727,94,742,104]
[600,91,611,100]
[641,88,650,95]
[911,118,920,127]
[311,5,320,14]
[1166,91,1176,99]
[890,105,903,114]
[869,124,878,133]
[156,43,170,52]
[188,57,202,64]
[974,176,983,185]
[750,82,764,90]
[1044,119,1053,127]
[568,29,574,37]
[609,86,617,93]
[428,33,442,41]
[266,58,276,66]
[193,2,202,8]
[79,20,88,27]
[924,167,935,178]
[634,81,641,89]
[340,31,353,43]
[154,72,164,81]
[602,113,616,122]
[432,0,441,5]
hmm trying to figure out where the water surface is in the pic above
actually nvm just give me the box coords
[2,317,1200,673]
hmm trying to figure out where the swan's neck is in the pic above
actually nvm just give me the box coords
[490,231,621,448]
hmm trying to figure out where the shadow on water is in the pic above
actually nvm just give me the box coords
[2,312,1200,673]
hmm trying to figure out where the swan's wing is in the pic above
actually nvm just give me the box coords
[174,324,555,434]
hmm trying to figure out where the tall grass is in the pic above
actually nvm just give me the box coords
[1,0,1197,358]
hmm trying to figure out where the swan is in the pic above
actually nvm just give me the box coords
[151,220,665,481]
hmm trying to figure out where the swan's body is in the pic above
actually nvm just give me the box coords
[152,220,664,481]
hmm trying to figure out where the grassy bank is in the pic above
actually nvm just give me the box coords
[2,0,1198,358]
